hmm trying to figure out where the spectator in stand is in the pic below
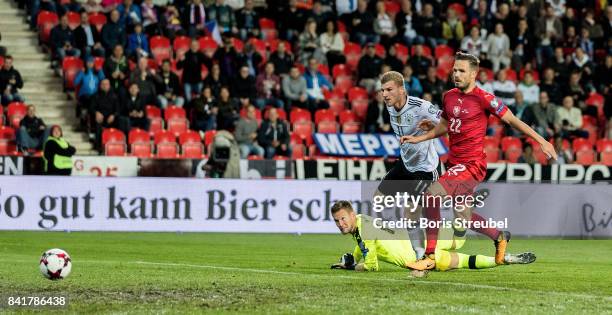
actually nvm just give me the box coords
[103,44,129,93]
[509,91,536,136]
[565,71,588,111]
[102,0,122,11]
[336,0,358,17]
[552,136,573,164]
[280,0,307,42]
[50,15,80,63]
[492,70,516,107]
[351,0,377,45]
[232,65,257,109]
[594,55,611,93]
[603,6,612,44]
[17,105,50,152]
[258,107,289,158]
[43,125,75,176]
[255,62,283,110]
[365,90,390,134]
[101,10,127,51]
[207,0,238,35]
[140,0,160,36]
[486,23,511,72]
[384,45,403,73]
[518,143,537,164]
[129,58,157,105]
[415,3,441,48]
[562,25,579,49]
[535,5,563,67]
[216,86,238,130]
[402,65,423,97]
[422,66,445,105]
[0,56,25,106]
[511,19,535,70]
[308,1,331,31]
[182,0,206,38]
[164,5,183,38]
[570,47,592,74]
[239,42,263,76]
[236,0,259,40]
[177,40,208,102]
[304,57,332,113]
[126,23,150,59]
[298,18,325,64]
[474,0,493,34]
[91,79,119,149]
[29,0,57,30]
[358,42,383,93]
[119,82,148,134]
[540,67,562,104]
[82,0,105,14]
[74,11,105,58]
[410,44,432,81]
[74,57,105,125]
[282,66,308,111]
[117,0,142,32]
[461,26,487,57]
[213,36,240,79]
[204,63,227,100]
[550,47,570,83]
[155,59,183,108]
[269,41,294,76]
[0,32,6,57]
[373,0,397,49]
[556,95,589,139]
[532,91,558,139]
[442,7,464,47]
[190,86,218,132]
[582,9,604,47]
[517,71,540,105]
[395,0,419,46]
[320,20,345,74]
[476,69,494,94]
[235,105,264,158]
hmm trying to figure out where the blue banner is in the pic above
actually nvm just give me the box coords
[313,133,448,157]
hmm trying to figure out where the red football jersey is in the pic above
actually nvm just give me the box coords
[441,86,508,164]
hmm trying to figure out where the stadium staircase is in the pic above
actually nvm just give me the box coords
[0,0,95,154]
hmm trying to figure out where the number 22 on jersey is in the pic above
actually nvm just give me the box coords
[449,118,462,133]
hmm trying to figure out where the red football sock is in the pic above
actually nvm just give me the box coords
[470,212,501,240]
[424,197,441,255]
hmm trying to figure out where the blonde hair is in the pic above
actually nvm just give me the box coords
[380,71,404,87]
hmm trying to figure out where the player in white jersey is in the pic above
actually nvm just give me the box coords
[375,71,443,259]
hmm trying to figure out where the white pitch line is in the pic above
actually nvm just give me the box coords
[133,260,612,303]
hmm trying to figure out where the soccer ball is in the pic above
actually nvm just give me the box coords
[39,249,72,280]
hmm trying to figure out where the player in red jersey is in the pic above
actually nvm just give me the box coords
[400,52,557,270]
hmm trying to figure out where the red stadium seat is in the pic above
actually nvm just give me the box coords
[150,36,172,64]
[266,39,291,53]
[203,130,217,147]
[532,147,549,165]
[173,36,191,58]
[347,87,368,102]
[259,17,276,30]
[351,99,369,121]
[291,144,306,159]
[596,139,612,153]
[411,45,432,57]
[179,130,201,145]
[164,105,186,120]
[317,63,330,76]
[181,142,204,158]
[62,57,84,89]
[314,109,336,124]
[37,11,58,43]
[585,93,604,107]
[600,151,612,166]
[328,99,346,115]
[344,42,362,69]
[485,147,500,163]
[0,56,3,68]
[375,43,386,58]
[575,149,596,165]
[332,64,351,79]
[394,43,409,64]
[484,136,499,150]
[339,110,358,124]
[128,128,150,144]
[93,56,104,71]
[66,11,80,29]
[384,1,401,16]
[130,142,152,158]
[435,45,454,59]
[582,115,597,128]
[519,69,540,82]
[447,3,467,21]
[290,108,312,124]
[293,121,314,140]
[101,128,125,145]
[504,147,522,162]
[500,136,521,151]
[198,36,218,56]
[88,12,106,32]
[167,118,189,136]
[7,102,27,128]
[290,133,303,146]
[148,117,163,135]
[0,126,16,154]
[436,56,454,80]
[317,120,338,133]
[334,75,353,95]
[481,68,494,81]
[572,138,592,152]
[156,142,179,158]
[250,38,267,60]
[105,142,126,156]
[154,130,176,144]
[503,69,518,82]
[342,121,362,134]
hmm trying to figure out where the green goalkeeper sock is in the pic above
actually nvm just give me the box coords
[436,250,497,271]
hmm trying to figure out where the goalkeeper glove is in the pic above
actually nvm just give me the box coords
[330,253,355,270]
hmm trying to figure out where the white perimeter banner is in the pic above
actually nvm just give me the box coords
[0,176,610,237]
[71,156,138,177]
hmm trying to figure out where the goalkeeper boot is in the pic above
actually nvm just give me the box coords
[494,231,511,265]
[406,253,436,271]
[504,252,536,264]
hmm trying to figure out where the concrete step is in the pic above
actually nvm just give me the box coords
[1,23,32,32]
[4,45,45,54]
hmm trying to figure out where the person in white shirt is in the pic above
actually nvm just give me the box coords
[555,96,589,139]
[492,70,516,107]
[476,70,494,93]
[461,26,487,57]
[373,1,397,48]
[485,23,511,72]
[517,71,540,105]
[319,20,346,73]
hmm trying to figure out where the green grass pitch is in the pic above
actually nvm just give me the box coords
[0,231,611,314]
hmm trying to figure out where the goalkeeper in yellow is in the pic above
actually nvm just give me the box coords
[330,200,535,272]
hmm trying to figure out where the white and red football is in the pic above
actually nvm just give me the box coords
[39,248,72,280]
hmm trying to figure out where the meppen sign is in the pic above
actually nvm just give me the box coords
[313,133,448,157]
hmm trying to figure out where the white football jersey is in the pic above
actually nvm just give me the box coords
[387,96,442,172]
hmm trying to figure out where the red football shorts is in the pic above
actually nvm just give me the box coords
[438,159,487,196]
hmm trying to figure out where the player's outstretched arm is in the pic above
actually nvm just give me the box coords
[500,111,558,160]
[400,117,448,144]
